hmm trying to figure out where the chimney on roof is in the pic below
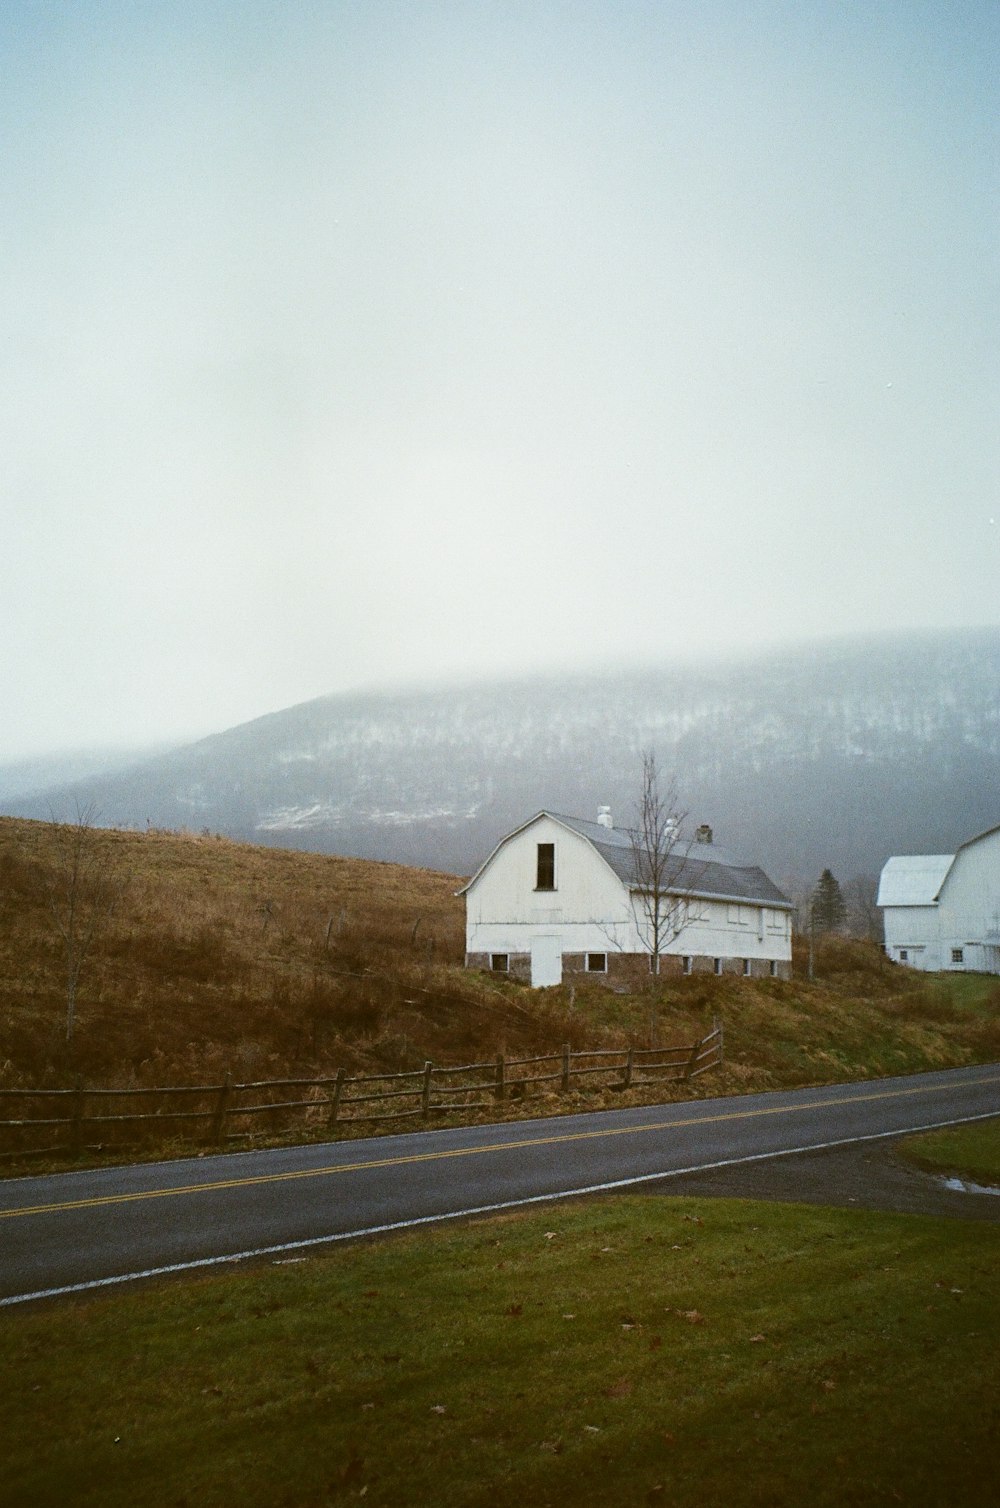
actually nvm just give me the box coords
[695,823,713,845]
[597,805,613,830]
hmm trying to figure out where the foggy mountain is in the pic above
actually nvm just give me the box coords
[6,628,999,889]
[0,744,170,802]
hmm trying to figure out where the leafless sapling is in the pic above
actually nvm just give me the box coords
[629,752,693,975]
[44,804,129,1046]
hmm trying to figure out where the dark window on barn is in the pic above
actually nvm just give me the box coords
[586,953,607,973]
[743,958,752,977]
[769,959,778,978]
[490,953,509,972]
[951,948,964,965]
[899,949,909,962]
[682,955,693,975]
[536,842,556,890]
[713,957,723,976]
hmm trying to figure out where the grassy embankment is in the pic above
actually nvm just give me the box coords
[901,1117,1000,1189]
[2,814,999,1165]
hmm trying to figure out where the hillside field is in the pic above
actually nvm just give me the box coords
[2,815,999,1139]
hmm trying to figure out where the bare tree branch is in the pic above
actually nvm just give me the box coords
[629,752,693,973]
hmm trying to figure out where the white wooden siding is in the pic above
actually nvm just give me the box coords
[881,904,944,971]
[937,827,1000,972]
[465,816,633,957]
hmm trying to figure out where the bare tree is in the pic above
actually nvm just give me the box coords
[844,873,883,943]
[629,752,693,974]
[45,804,129,1045]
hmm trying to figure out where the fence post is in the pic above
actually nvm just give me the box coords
[684,1034,703,1080]
[716,1016,724,1065]
[622,1047,633,1090]
[561,1043,571,1094]
[327,1067,346,1126]
[211,1072,232,1144]
[421,1061,433,1120]
[70,1075,85,1156]
[494,1054,505,1102]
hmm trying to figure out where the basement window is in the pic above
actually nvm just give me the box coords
[951,948,964,966]
[490,953,509,973]
[713,957,723,976]
[682,956,693,975]
[586,952,607,973]
[769,960,778,978]
[536,842,556,891]
[743,958,752,977]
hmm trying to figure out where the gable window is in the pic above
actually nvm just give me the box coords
[536,842,556,891]
[951,948,964,966]
[586,952,607,973]
[490,953,509,973]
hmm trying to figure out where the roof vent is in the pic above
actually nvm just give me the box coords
[597,805,613,829]
[695,823,713,845]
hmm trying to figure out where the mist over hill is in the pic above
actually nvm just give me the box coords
[0,744,170,802]
[6,628,999,889]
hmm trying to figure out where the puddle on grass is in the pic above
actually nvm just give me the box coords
[941,1175,1000,1197]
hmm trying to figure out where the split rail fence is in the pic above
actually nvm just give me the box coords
[0,1021,722,1161]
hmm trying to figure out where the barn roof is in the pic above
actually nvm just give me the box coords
[459,810,793,909]
[876,854,955,908]
[955,821,1000,855]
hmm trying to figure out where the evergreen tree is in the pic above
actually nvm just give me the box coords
[811,868,847,933]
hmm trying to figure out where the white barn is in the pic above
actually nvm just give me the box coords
[460,810,794,988]
[877,823,1000,974]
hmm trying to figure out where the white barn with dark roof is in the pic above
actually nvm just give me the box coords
[460,810,794,988]
[877,823,1000,974]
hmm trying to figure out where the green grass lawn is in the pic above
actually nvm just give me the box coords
[899,1114,1000,1190]
[4,1193,1000,1507]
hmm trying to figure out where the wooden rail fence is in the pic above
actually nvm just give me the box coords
[0,1021,722,1160]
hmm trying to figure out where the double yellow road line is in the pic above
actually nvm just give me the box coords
[4,1071,998,1222]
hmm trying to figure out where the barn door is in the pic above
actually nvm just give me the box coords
[530,935,563,988]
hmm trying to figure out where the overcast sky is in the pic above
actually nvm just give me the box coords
[2,1,997,760]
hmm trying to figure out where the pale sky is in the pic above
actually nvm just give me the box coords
[2,0,997,760]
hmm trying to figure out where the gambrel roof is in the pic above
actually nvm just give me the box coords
[877,822,1000,909]
[460,811,793,909]
[876,854,955,908]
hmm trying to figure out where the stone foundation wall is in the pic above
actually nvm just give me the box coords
[466,951,531,983]
[467,951,791,985]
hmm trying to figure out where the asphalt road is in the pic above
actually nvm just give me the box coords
[2,1063,999,1307]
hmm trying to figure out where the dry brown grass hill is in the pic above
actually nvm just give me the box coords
[2,815,999,1109]
[0,815,614,1092]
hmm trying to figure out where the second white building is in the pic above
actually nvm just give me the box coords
[877,822,1000,974]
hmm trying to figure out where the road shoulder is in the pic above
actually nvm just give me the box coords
[658,1137,1000,1221]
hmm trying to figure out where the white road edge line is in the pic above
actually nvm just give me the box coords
[3,1109,999,1308]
